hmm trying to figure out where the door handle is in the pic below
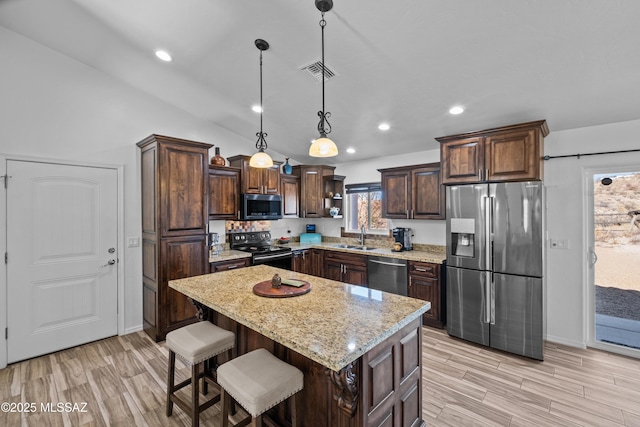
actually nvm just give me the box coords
[484,196,493,271]
[490,274,496,325]
[590,250,598,265]
[102,259,116,267]
[484,271,491,324]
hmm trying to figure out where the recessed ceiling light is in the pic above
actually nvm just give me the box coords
[346,147,356,154]
[449,106,464,115]
[252,105,263,113]
[154,49,173,62]
[378,123,390,131]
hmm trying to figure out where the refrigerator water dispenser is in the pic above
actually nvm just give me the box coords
[450,218,475,257]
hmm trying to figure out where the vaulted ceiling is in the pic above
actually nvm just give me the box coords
[2,0,640,164]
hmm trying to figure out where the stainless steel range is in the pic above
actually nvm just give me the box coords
[229,231,292,269]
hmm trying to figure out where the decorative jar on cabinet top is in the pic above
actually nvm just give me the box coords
[210,146,226,166]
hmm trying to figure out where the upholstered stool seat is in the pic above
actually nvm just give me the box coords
[217,348,304,427]
[166,321,235,427]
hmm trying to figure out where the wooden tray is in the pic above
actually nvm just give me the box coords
[253,280,312,298]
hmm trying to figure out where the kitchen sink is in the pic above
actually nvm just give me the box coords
[333,244,377,251]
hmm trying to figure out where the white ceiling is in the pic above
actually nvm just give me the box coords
[2,0,640,164]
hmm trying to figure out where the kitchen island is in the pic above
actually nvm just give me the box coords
[169,265,430,427]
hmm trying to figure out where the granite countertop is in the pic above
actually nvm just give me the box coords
[208,249,252,264]
[169,265,430,372]
[284,242,447,264]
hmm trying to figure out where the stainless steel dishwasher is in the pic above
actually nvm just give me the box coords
[367,255,408,295]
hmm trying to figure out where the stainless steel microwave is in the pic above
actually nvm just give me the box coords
[241,193,283,220]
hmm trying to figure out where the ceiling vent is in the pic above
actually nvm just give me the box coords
[300,60,338,83]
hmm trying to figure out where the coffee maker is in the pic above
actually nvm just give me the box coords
[392,227,413,251]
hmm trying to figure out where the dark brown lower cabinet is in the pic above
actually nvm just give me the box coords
[156,236,208,337]
[324,250,367,286]
[210,257,250,273]
[310,248,324,277]
[408,261,445,328]
[292,249,312,274]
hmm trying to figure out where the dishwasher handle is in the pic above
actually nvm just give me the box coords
[368,259,407,267]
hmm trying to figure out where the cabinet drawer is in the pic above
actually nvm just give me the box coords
[324,250,367,267]
[210,258,250,273]
[408,261,439,278]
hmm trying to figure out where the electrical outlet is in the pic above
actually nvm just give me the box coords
[550,239,569,249]
[128,237,140,247]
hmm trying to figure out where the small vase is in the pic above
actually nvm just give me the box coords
[211,147,226,166]
[282,158,292,175]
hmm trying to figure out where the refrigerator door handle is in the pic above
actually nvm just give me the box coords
[484,196,493,271]
[490,273,496,325]
[484,271,492,324]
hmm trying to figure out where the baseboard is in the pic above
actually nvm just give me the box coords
[545,334,586,349]
[123,324,144,335]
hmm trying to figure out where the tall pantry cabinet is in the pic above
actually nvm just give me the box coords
[138,135,212,341]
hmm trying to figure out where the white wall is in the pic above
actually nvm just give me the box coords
[0,26,270,334]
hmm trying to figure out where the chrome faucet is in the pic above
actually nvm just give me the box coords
[359,225,366,246]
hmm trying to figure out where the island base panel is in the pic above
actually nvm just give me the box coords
[209,309,423,427]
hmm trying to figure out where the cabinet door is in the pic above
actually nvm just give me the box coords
[411,165,445,219]
[381,170,410,218]
[324,260,343,281]
[242,164,264,194]
[161,236,207,333]
[344,263,367,286]
[485,129,541,182]
[310,249,323,277]
[440,137,484,184]
[263,166,281,194]
[209,167,240,219]
[409,275,440,326]
[300,168,323,217]
[160,144,208,236]
[281,175,299,217]
[291,250,304,273]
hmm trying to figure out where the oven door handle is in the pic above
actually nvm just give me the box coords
[253,252,292,262]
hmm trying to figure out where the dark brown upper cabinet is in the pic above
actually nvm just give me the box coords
[379,162,445,220]
[437,120,549,184]
[228,155,282,195]
[208,165,240,220]
[292,165,336,218]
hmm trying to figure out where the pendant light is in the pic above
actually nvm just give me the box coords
[309,0,338,157]
[249,39,274,168]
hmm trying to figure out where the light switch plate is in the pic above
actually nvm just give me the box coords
[128,237,140,247]
[550,239,569,249]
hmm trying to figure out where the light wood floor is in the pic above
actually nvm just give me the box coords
[1,327,640,426]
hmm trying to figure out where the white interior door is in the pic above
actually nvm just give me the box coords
[7,160,118,363]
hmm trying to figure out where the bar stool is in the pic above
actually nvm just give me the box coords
[217,348,304,427]
[166,321,235,427]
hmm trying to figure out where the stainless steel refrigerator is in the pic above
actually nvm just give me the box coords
[446,182,544,360]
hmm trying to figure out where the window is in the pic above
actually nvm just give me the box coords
[345,182,388,233]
